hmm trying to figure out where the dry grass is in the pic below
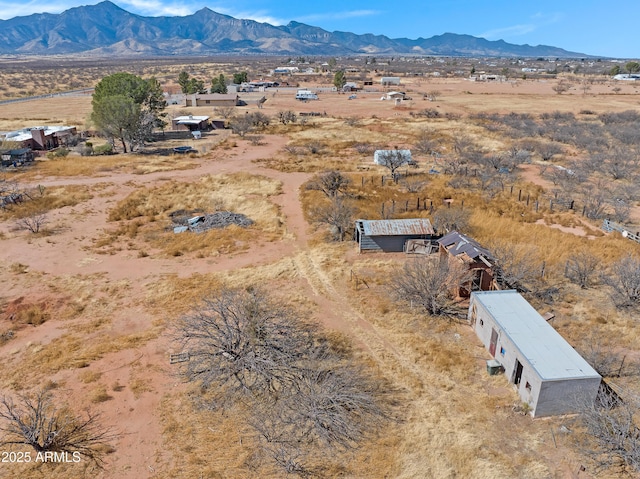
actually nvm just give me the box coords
[97,172,284,257]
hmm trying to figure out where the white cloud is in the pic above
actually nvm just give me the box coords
[297,9,381,23]
[479,12,564,40]
[0,0,76,19]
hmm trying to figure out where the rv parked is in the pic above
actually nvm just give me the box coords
[295,89,319,101]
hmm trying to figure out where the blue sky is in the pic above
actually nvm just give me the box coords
[1,0,638,58]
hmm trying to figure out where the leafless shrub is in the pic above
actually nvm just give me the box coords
[490,241,541,293]
[175,288,314,398]
[413,129,438,155]
[432,207,471,235]
[277,110,297,125]
[388,256,471,317]
[306,170,351,198]
[535,141,564,161]
[229,115,253,137]
[246,135,264,146]
[0,389,116,466]
[353,143,375,155]
[605,254,640,309]
[578,332,633,378]
[283,145,305,155]
[552,80,572,94]
[305,141,324,155]
[574,391,640,475]
[564,252,601,289]
[175,287,392,475]
[15,211,47,233]
[213,106,236,119]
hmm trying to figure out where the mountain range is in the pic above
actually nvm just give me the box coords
[0,1,588,58]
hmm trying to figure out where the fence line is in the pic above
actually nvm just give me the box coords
[602,219,640,244]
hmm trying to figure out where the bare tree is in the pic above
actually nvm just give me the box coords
[229,115,254,137]
[605,254,640,309]
[175,287,392,475]
[310,197,356,241]
[0,389,116,466]
[376,149,412,178]
[574,391,640,475]
[175,288,315,398]
[432,207,471,234]
[565,252,601,289]
[389,257,471,317]
[490,242,541,292]
[213,106,236,119]
[306,170,351,198]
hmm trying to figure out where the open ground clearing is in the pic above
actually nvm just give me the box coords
[1,61,640,478]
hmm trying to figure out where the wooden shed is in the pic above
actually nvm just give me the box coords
[354,218,436,253]
[469,290,601,417]
[438,231,496,297]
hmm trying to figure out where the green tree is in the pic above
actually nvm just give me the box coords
[233,72,248,84]
[91,95,142,153]
[178,71,190,93]
[610,65,621,76]
[328,58,337,69]
[178,71,206,94]
[187,78,206,94]
[625,61,640,73]
[211,74,228,94]
[91,73,166,153]
[333,70,347,90]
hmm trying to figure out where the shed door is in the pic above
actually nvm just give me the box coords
[512,360,524,386]
[489,328,498,357]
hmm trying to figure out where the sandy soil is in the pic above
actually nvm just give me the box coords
[2,74,639,478]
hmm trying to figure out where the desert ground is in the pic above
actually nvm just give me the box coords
[1,62,640,479]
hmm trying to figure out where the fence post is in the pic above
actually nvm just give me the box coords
[510,185,513,195]
[518,190,522,201]
[526,194,530,206]
[405,200,409,212]
[550,200,553,212]
[381,203,385,217]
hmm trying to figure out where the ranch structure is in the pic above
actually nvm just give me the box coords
[469,290,601,417]
[354,218,436,253]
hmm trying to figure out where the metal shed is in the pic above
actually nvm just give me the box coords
[469,290,601,417]
[354,218,435,253]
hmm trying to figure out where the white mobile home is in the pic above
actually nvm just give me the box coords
[469,290,601,417]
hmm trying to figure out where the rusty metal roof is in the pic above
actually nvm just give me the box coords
[358,218,434,236]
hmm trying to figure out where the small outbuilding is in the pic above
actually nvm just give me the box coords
[354,218,436,253]
[469,290,601,417]
[171,115,210,132]
[185,94,239,107]
[438,231,496,296]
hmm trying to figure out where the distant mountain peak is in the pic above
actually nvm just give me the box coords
[0,4,590,57]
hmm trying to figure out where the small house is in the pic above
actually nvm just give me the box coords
[469,290,601,417]
[185,94,239,107]
[438,231,496,297]
[385,91,405,101]
[171,115,210,132]
[354,218,436,253]
[3,126,77,151]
